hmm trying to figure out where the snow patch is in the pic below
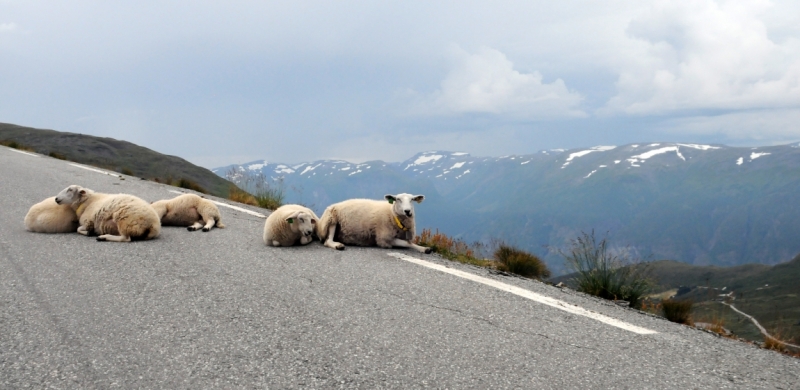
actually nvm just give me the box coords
[521,160,530,165]
[300,164,322,175]
[614,160,621,164]
[340,167,351,171]
[413,154,443,165]
[274,164,295,174]
[562,146,616,168]
[451,152,469,156]
[750,152,771,160]
[584,170,597,178]
[248,161,267,171]
[450,162,466,169]
[630,146,685,162]
[736,157,743,165]
[678,143,720,151]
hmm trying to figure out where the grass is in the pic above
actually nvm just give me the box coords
[494,243,551,279]
[557,230,653,309]
[225,168,284,210]
[662,298,694,324]
[48,151,67,160]
[1,140,35,152]
[414,228,493,267]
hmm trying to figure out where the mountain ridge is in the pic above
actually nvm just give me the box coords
[214,142,800,275]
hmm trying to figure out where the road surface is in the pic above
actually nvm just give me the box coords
[2,145,798,388]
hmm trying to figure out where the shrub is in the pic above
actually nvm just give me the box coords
[558,230,652,309]
[662,298,693,324]
[494,244,551,279]
[120,167,134,176]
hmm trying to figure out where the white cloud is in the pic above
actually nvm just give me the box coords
[655,108,800,144]
[414,46,585,119]
[0,22,17,32]
[603,0,800,115]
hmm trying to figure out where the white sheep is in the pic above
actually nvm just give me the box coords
[263,204,319,247]
[24,196,79,233]
[151,193,225,232]
[54,185,161,242]
[317,193,431,253]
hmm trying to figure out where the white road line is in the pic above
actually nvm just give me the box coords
[167,190,267,218]
[6,148,39,157]
[387,252,658,335]
[68,163,118,176]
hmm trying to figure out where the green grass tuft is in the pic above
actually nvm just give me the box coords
[558,230,653,308]
[494,244,551,279]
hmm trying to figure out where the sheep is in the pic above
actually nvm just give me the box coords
[151,193,225,232]
[263,204,319,247]
[316,193,431,253]
[54,185,161,242]
[24,196,79,233]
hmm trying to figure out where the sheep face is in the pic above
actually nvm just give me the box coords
[287,211,317,238]
[55,185,90,205]
[385,193,424,218]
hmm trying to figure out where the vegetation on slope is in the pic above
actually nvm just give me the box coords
[0,122,233,198]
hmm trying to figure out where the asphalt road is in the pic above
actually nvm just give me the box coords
[2,145,799,389]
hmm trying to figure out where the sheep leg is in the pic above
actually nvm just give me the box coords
[201,218,216,232]
[96,234,132,242]
[187,222,204,231]
[300,235,313,245]
[323,224,345,250]
[390,238,432,254]
[77,225,90,236]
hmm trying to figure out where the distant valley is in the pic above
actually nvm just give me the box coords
[214,142,800,275]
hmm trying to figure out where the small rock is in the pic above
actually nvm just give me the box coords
[554,282,566,288]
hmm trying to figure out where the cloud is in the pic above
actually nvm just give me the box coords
[0,22,17,33]
[411,46,585,119]
[603,0,800,115]
[656,108,800,144]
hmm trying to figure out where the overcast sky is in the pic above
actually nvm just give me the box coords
[2,1,799,168]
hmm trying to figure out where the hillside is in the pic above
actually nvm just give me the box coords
[215,143,800,274]
[0,123,233,198]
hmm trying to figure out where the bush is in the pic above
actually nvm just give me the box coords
[494,244,551,279]
[558,230,652,309]
[662,298,693,324]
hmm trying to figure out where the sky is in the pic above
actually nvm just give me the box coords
[1,1,799,168]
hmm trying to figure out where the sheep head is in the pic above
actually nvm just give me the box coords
[55,185,93,205]
[385,193,424,218]
[286,210,317,238]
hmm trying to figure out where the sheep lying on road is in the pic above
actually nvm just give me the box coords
[317,193,431,253]
[24,196,79,233]
[263,204,319,247]
[151,193,225,232]
[55,185,161,242]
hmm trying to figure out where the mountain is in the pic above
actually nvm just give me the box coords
[0,123,234,198]
[214,142,800,275]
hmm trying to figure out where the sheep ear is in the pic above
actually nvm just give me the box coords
[310,219,317,225]
[412,195,425,203]
[385,195,396,204]
[79,190,86,196]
